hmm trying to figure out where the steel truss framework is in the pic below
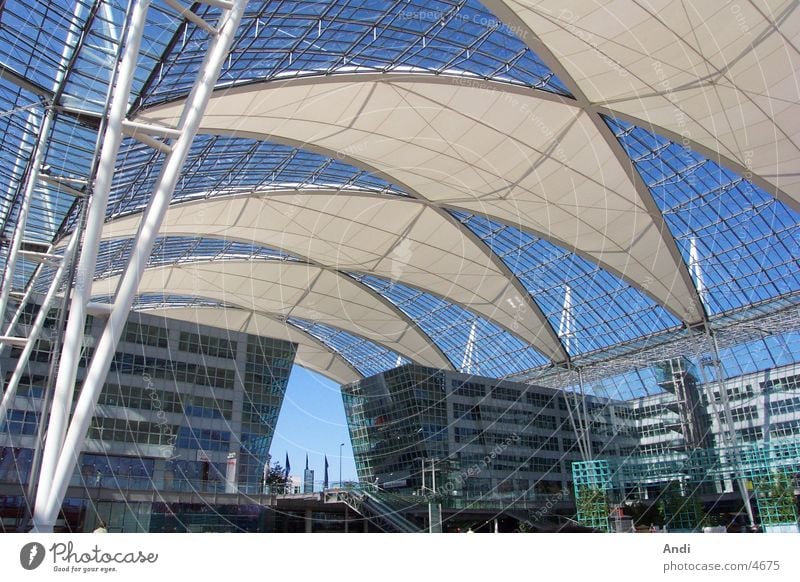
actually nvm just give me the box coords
[0,1,797,391]
[0,0,798,531]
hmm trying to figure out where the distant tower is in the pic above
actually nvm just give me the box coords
[461,320,478,374]
[689,236,708,308]
[559,285,575,354]
[303,454,314,494]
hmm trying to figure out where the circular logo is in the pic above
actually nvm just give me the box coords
[19,542,46,570]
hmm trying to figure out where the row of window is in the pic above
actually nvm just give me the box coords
[769,397,800,416]
[730,405,758,422]
[88,417,177,446]
[111,352,236,390]
[175,427,232,452]
[4,410,39,435]
[123,322,169,349]
[179,331,238,360]
[762,374,800,393]
[451,380,485,398]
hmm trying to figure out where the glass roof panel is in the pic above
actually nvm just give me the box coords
[287,315,407,377]
[348,272,548,376]
[59,135,405,233]
[0,0,92,95]
[607,116,800,316]
[59,2,183,112]
[137,0,571,109]
[0,77,41,238]
[35,235,300,292]
[92,293,235,310]
[451,210,682,356]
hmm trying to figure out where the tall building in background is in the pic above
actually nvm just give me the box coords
[343,363,800,513]
[342,364,635,502]
[303,455,314,494]
[0,304,297,531]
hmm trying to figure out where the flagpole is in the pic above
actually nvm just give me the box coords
[339,443,344,488]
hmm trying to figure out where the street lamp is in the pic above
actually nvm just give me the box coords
[339,443,344,488]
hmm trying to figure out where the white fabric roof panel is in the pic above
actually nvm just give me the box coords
[142,307,361,385]
[98,191,565,360]
[487,0,800,207]
[89,260,452,369]
[138,76,702,322]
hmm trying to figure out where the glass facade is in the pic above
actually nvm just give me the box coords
[1,302,298,507]
[343,362,800,512]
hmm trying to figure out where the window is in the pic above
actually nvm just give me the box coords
[123,322,169,348]
[179,331,238,359]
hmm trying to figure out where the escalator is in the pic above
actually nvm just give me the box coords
[337,487,421,533]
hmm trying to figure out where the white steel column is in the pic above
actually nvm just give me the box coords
[0,107,53,324]
[460,320,477,374]
[35,0,248,531]
[0,0,88,328]
[0,228,80,426]
[32,0,152,532]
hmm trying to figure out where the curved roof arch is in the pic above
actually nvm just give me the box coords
[93,190,567,360]
[88,260,452,369]
[136,74,704,322]
[125,304,363,385]
[67,233,455,369]
[483,0,800,210]
[1,0,797,388]
[135,0,573,110]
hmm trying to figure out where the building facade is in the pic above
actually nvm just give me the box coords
[0,305,297,531]
[342,363,800,514]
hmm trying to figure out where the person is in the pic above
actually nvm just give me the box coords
[93,521,108,533]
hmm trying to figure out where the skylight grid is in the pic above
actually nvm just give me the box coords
[137,0,570,108]
[287,316,407,377]
[35,236,301,293]
[451,211,680,356]
[92,293,235,310]
[0,0,94,94]
[0,79,42,238]
[58,135,405,234]
[349,272,548,376]
[607,116,800,316]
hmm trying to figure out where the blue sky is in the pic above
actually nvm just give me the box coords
[268,366,357,485]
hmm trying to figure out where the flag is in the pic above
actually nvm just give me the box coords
[284,452,290,480]
[323,455,329,489]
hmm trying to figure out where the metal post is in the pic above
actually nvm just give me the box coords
[32,0,153,532]
[35,0,248,530]
[339,442,344,487]
[578,368,592,461]
[20,236,79,533]
[691,329,755,527]
[709,331,756,527]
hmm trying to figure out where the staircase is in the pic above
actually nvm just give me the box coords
[336,488,420,533]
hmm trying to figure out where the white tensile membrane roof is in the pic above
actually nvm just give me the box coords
[3,0,798,393]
